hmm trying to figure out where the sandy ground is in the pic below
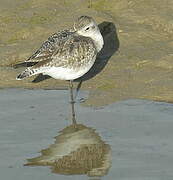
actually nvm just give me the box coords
[0,89,173,180]
[1,2,173,178]
[0,0,173,106]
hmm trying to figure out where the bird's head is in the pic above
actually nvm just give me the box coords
[74,16,100,38]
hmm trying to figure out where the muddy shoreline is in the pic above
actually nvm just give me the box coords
[1,0,173,106]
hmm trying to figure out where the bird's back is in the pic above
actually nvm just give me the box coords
[26,29,75,64]
[35,35,97,68]
[16,30,98,80]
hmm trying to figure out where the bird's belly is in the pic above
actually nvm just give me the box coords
[43,65,92,80]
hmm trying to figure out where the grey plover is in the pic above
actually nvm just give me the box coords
[16,16,104,124]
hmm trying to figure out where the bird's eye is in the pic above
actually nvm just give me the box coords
[85,27,90,31]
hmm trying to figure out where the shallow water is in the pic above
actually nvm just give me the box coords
[0,89,173,180]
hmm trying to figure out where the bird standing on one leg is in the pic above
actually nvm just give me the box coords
[16,16,104,124]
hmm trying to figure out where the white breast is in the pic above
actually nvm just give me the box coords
[43,60,95,80]
[91,31,104,52]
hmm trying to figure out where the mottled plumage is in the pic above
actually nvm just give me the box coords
[26,30,75,63]
[16,16,104,81]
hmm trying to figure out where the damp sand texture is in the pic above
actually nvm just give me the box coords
[0,0,173,106]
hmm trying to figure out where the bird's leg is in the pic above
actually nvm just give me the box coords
[75,80,83,99]
[69,80,77,125]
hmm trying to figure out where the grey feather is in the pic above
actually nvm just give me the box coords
[16,16,104,80]
[26,30,75,63]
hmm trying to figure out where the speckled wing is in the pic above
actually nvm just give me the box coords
[25,30,74,63]
[34,35,97,69]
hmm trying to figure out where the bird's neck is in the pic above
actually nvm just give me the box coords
[90,32,104,52]
[76,30,104,52]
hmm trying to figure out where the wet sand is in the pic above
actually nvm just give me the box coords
[1,0,173,105]
[0,89,173,180]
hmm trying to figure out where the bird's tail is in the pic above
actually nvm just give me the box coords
[16,68,39,80]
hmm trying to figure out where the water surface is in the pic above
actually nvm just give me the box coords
[0,89,173,179]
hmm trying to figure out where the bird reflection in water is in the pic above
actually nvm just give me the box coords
[25,124,111,178]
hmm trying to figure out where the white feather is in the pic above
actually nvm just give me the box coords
[42,60,95,80]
